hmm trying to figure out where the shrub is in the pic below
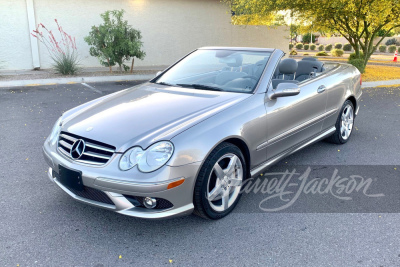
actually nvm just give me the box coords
[295,43,304,49]
[310,44,316,50]
[289,49,298,55]
[349,52,364,60]
[318,44,324,51]
[316,51,329,56]
[385,38,400,46]
[289,43,294,49]
[325,44,333,51]
[334,43,343,49]
[349,59,365,73]
[343,43,352,51]
[303,53,309,55]
[388,45,397,53]
[303,44,309,50]
[31,20,79,75]
[331,49,344,57]
[378,45,387,52]
[85,9,146,73]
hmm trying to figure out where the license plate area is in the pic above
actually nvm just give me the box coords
[58,165,84,191]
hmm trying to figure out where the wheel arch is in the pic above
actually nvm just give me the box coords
[346,95,357,112]
[223,137,251,179]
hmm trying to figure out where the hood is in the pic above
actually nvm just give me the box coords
[62,83,250,151]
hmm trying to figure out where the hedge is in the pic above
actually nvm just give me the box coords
[318,44,324,51]
[310,44,316,50]
[349,59,365,73]
[349,52,364,60]
[325,44,333,51]
[334,43,343,49]
[343,43,352,51]
[295,43,304,49]
[331,49,344,57]
[316,51,329,56]
[303,44,309,50]
[388,45,397,53]
[378,45,387,52]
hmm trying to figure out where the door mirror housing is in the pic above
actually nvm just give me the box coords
[268,83,301,99]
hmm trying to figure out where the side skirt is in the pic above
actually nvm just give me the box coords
[250,126,336,177]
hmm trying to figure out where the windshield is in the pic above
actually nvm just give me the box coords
[154,49,272,93]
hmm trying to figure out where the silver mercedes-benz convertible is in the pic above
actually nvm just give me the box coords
[43,47,362,220]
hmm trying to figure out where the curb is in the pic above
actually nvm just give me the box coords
[0,74,155,88]
[362,79,400,88]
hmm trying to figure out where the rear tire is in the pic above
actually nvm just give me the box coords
[326,100,355,144]
[193,142,246,220]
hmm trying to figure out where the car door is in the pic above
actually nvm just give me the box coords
[264,78,329,160]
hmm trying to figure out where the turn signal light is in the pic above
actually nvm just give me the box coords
[167,178,185,190]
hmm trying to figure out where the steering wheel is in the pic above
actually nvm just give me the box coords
[241,75,258,81]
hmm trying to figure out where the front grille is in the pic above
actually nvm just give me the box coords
[58,131,116,166]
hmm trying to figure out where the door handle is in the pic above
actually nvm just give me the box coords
[317,85,326,93]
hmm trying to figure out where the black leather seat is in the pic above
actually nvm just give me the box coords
[271,58,299,88]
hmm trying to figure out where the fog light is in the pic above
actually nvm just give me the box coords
[143,197,157,209]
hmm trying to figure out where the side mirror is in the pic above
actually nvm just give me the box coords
[155,71,162,77]
[268,83,300,99]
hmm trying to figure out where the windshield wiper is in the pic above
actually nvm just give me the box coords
[155,81,180,87]
[176,84,223,91]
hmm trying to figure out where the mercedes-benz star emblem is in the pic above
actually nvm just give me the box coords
[70,139,86,159]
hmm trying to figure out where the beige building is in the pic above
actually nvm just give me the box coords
[0,0,288,71]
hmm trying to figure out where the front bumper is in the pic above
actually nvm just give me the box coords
[43,142,199,219]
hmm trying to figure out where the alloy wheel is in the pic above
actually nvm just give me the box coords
[340,104,354,140]
[206,153,243,212]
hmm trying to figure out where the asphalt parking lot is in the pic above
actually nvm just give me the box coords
[1,81,400,266]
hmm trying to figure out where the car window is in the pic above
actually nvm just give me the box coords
[154,49,272,93]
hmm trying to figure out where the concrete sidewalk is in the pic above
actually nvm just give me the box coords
[0,65,168,88]
[362,79,400,88]
[0,74,154,88]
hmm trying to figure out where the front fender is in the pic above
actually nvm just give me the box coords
[168,94,268,170]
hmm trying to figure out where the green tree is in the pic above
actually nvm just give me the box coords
[302,33,315,43]
[225,0,400,70]
[84,10,146,73]
[290,24,300,43]
[377,29,395,37]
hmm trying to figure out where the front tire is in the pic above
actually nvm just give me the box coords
[193,142,246,220]
[326,100,355,144]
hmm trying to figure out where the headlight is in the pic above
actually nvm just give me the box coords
[119,147,144,171]
[49,117,62,145]
[119,141,174,172]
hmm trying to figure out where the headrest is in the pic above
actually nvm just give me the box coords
[279,58,298,74]
[302,57,318,61]
[297,60,324,75]
[227,54,243,67]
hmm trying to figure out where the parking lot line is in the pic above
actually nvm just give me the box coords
[81,83,103,94]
